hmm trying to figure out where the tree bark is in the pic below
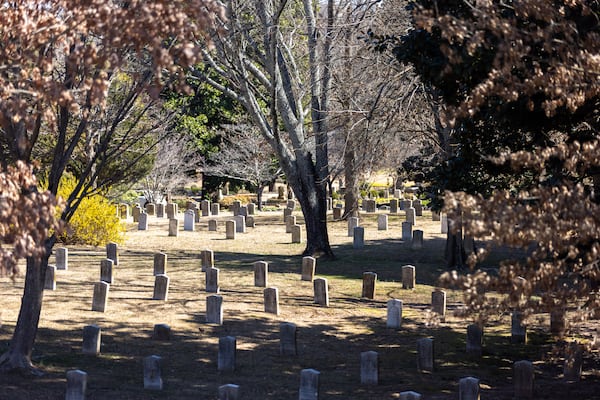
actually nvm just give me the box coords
[0,238,54,374]
[343,146,360,219]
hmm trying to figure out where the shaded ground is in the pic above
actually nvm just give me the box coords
[0,208,599,399]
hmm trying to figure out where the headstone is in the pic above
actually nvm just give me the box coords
[399,391,422,400]
[459,376,480,400]
[301,256,316,281]
[152,274,169,301]
[441,215,448,234]
[247,203,256,215]
[143,355,163,390]
[417,338,434,372]
[132,205,141,222]
[254,261,268,287]
[206,267,220,293]
[360,351,378,385]
[82,325,101,355]
[201,249,214,272]
[364,199,377,213]
[550,309,566,337]
[91,281,109,312]
[402,265,415,289]
[353,226,365,249]
[291,224,302,243]
[280,322,297,356]
[156,203,165,218]
[153,252,167,276]
[264,287,280,315]
[246,215,255,228]
[514,360,534,399]
[168,218,178,237]
[386,299,402,329]
[106,242,118,265]
[286,199,296,210]
[225,220,236,239]
[406,207,416,225]
[313,278,329,306]
[511,311,527,344]
[100,259,114,284]
[166,203,178,219]
[56,247,68,270]
[119,203,130,219]
[211,203,220,216]
[390,199,398,214]
[206,295,224,325]
[44,264,56,290]
[466,324,483,357]
[183,210,195,231]
[402,221,413,241]
[412,199,423,216]
[431,289,447,320]
[286,215,296,233]
[145,203,155,216]
[283,207,293,223]
[348,217,359,237]
[138,212,148,230]
[394,188,402,197]
[218,336,236,372]
[411,229,424,249]
[377,214,388,231]
[208,219,218,232]
[432,211,441,221]
[152,324,171,341]
[194,206,201,223]
[65,370,87,400]
[563,341,583,381]
[232,200,242,216]
[333,207,342,220]
[361,272,377,299]
[400,199,411,210]
[201,199,211,216]
[299,368,320,400]
[238,206,248,217]
[218,384,240,400]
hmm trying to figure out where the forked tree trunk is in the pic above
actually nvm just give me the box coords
[0,238,54,374]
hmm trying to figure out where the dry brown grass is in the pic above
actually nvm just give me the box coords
[0,209,598,399]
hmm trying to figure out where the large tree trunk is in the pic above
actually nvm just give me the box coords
[0,238,54,374]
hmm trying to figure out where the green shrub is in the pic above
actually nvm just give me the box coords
[56,175,125,246]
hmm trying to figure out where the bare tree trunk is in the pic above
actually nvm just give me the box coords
[257,185,265,211]
[343,146,359,218]
[0,238,54,374]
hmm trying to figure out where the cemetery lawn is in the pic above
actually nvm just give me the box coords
[1,210,599,399]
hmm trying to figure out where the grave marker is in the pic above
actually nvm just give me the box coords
[153,324,171,341]
[348,217,359,237]
[153,252,167,276]
[466,324,483,357]
[206,295,223,325]
[211,203,220,216]
[301,256,316,281]
[143,355,163,390]
[377,214,388,231]
[65,370,88,400]
[417,338,434,372]
[360,351,378,385]
[82,325,101,355]
[511,311,527,344]
[91,281,109,312]
[206,267,220,293]
[313,278,329,306]
[218,384,240,400]
[353,226,365,249]
[399,391,422,400]
[168,218,178,237]
[459,376,480,400]
[201,249,214,272]
[402,222,413,241]
[291,225,302,243]
[254,261,268,287]
[361,272,377,299]
[299,369,320,400]
[411,230,424,249]
[183,210,195,231]
[402,265,415,289]
[264,287,280,315]
[138,212,148,230]
[201,199,211,217]
[286,215,296,233]
[218,336,236,372]
[208,219,218,231]
[514,360,534,399]
[390,199,398,214]
[56,247,68,270]
[44,265,56,291]
[280,322,297,356]
[152,274,170,301]
[386,299,402,329]
[431,289,446,320]
[225,220,236,239]
[106,242,118,265]
[100,259,114,284]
